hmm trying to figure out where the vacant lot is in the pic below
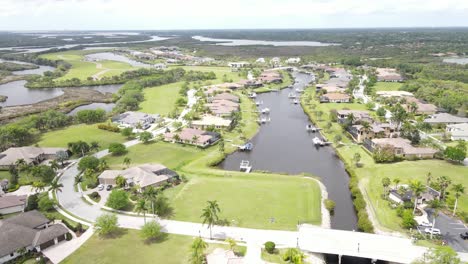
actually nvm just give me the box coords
[374,82,403,91]
[139,82,183,115]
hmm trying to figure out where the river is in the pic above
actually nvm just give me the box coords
[192,35,339,47]
[220,71,358,231]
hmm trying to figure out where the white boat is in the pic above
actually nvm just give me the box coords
[293,99,299,104]
[249,92,257,99]
[296,88,304,93]
[288,92,296,98]
[313,137,322,145]
[255,100,263,106]
[261,108,270,114]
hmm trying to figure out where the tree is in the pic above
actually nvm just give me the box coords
[123,157,131,168]
[49,160,60,171]
[38,195,55,211]
[140,220,162,242]
[413,246,461,264]
[143,186,158,214]
[90,141,100,152]
[393,178,401,190]
[353,152,361,167]
[391,103,408,130]
[190,237,208,264]
[78,156,100,171]
[201,200,220,239]
[31,165,56,183]
[444,146,466,163]
[48,179,63,193]
[154,193,171,217]
[68,141,90,157]
[106,189,129,210]
[282,248,305,264]
[108,142,127,156]
[121,127,134,139]
[139,131,153,143]
[56,150,69,166]
[8,165,19,186]
[382,177,391,197]
[333,134,342,145]
[74,175,83,186]
[25,194,39,211]
[264,241,276,254]
[97,159,109,172]
[135,199,149,224]
[316,110,323,121]
[225,237,237,251]
[95,213,119,236]
[436,176,452,201]
[218,138,225,153]
[115,175,127,188]
[373,145,396,163]
[428,199,443,240]
[33,181,47,193]
[409,180,425,214]
[452,184,464,216]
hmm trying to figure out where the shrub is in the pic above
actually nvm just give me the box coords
[264,241,276,254]
[108,142,127,156]
[97,123,120,133]
[65,232,73,241]
[78,156,100,171]
[325,199,336,213]
[95,213,119,236]
[140,221,163,242]
[106,189,129,210]
[89,191,100,200]
[25,194,39,211]
[38,195,55,211]
[402,210,417,229]
[357,210,374,233]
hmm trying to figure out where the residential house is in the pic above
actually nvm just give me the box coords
[286,57,301,64]
[403,97,437,115]
[256,58,265,63]
[238,79,263,88]
[228,61,250,71]
[376,91,414,98]
[376,68,404,82]
[0,147,67,169]
[367,138,438,159]
[113,111,160,130]
[270,57,281,67]
[389,185,440,204]
[446,123,468,141]
[258,71,283,84]
[190,115,232,130]
[424,113,468,125]
[206,99,239,117]
[349,123,396,143]
[217,82,243,90]
[0,195,27,215]
[0,210,69,263]
[211,93,240,103]
[98,164,178,190]
[389,189,413,204]
[164,128,220,147]
[336,110,373,124]
[320,93,351,103]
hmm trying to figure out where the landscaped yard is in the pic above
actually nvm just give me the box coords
[374,82,403,91]
[37,124,127,150]
[0,169,42,185]
[139,82,183,115]
[62,230,232,264]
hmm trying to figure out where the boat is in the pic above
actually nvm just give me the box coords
[312,137,322,145]
[306,125,321,132]
[296,88,304,93]
[249,92,257,99]
[255,100,263,106]
[239,142,253,151]
[288,92,296,98]
[293,99,299,104]
[261,107,270,114]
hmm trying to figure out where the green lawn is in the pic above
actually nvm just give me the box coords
[168,66,242,82]
[261,249,289,263]
[139,82,183,115]
[374,82,403,91]
[62,230,230,264]
[0,170,41,185]
[37,124,127,150]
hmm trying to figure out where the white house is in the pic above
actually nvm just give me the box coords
[446,123,468,141]
[286,57,301,64]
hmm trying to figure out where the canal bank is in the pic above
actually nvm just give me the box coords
[220,71,358,231]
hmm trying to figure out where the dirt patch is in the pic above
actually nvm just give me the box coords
[0,74,28,84]
[0,88,113,123]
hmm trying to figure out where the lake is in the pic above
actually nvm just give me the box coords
[85,52,152,67]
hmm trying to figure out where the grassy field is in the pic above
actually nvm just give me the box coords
[139,82,183,115]
[40,49,137,80]
[374,82,403,91]
[37,124,127,150]
[62,230,232,264]
[261,249,289,263]
[168,65,242,82]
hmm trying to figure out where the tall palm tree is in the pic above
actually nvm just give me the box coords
[409,102,418,114]
[135,199,149,224]
[49,179,64,193]
[409,180,426,214]
[49,160,60,172]
[143,186,158,215]
[90,141,100,152]
[452,184,465,216]
[123,157,131,168]
[97,160,109,172]
[15,159,27,169]
[74,175,83,186]
[426,172,432,186]
[382,177,391,197]
[201,200,220,239]
[33,181,46,193]
[437,176,452,201]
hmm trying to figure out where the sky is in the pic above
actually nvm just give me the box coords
[1,0,468,30]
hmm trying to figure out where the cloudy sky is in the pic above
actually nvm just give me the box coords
[1,0,468,30]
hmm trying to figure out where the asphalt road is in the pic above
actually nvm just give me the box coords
[426,209,468,252]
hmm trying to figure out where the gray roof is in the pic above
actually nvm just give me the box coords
[33,224,68,246]
[4,210,50,229]
[114,111,159,126]
[0,195,27,209]
[424,113,468,124]
[0,221,37,257]
[0,147,66,166]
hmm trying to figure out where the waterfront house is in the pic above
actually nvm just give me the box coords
[320,93,351,103]
[0,210,69,263]
[228,61,250,71]
[258,71,283,84]
[402,97,437,115]
[113,111,160,130]
[211,93,240,103]
[286,57,301,64]
[238,79,263,88]
[0,195,27,215]
[98,164,178,190]
[164,128,220,147]
[424,113,468,125]
[446,123,468,141]
[349,123,397,143]
[206,99,240,117]
[0,147,67,169]
[389,185,440,204]
[367,137,438,159]
[336,110,373,124]
[190,115,233,130]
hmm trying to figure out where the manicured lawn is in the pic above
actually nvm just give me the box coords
[139,82,183,115]
[168,66,242,82]
[103,142,202,170]
[37,124,127,150]
[0,170,41,185]
[261,249,289,263]
[374,82,403,91]
[62,230,227,264]
[169,174,321,230]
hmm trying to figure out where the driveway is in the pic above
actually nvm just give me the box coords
[426,209,468,252]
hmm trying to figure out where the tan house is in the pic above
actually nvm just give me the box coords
[320,93,351,103]
[349,123,397,142]
[336,110,373,124]
[211,93,240,103]
[0,147,67,169]
[164,128,220,147]
[206,99,239,117]
[191,115,232,130]
[0,195,27,215]
[368,138,437,159]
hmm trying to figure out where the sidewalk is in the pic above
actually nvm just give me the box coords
[42,228,95,264]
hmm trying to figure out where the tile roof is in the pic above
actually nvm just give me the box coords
[0,195,27,209]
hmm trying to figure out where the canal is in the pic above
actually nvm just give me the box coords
[220,71,358,231]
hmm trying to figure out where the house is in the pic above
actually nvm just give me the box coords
[376,68,404,82]
[0,195,27,215]
[211,93,240,103]
[190,115,232,130]
[98,164,178,190]
[446,123,468,141]
[228,61,250,71]
[389,185,440,204]
[164,128,220,147]
[376,91,414,98]
[389,189,413,204]
[206,99,240,117]
[286,57,301,64]
[206,248,244,264]
[256,58,265,63]
[424,113,468,125]
[349,123,396,142]
[0,210,69,263]
[217,82,243,90]
[320,93,351,103]
[113,111,160,130]
[238,79,263,88]
[336,110,372,124]
[0,147,67,169]
[403,98,437,115]
[270,57,281,67]
[367,138,438,159]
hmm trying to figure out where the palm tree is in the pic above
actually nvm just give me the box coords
[135,199,149,224]
[90,141,100,152]
[115,175,126,188]
[74,175,83,186]
[192,135,199,144]
[382,177,391,197]
[409,180,425,214]
[361,121,372,136]
[97,160,109,172]
[225,237,237,251]
[49,179,64,193]
[123,157,131,168]
[49,160,60,172]
[201,200,220,239]
[15,158,27,169]
[452,184,465,216]
[393,178,400,190]
[143,186,159,215]
[409,102,418,114]
[190,237,208,264]
[437,176,452,201]
[426,172,432,186]
[33,181,46,193]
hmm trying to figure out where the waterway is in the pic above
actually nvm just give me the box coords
[443,57,468,65]
[192,35,339,47]
[0,59,56,75]
[220,71,358,231]
[85,52,152,67]
[67,103,116,116]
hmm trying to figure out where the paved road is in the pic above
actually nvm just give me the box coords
[353,75,370,104]
[426,209,468,252]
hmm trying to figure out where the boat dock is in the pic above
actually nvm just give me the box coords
[313,137,331,146]
[240,160,252,173]
[239,142,253,151]
[306,124,321,132]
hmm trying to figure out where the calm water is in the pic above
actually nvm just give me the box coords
[220,72,358,231]
[67,103,116,116]
[192,36,339,47]
[85,52,151,67]
[443,57,468,65]
[0,59,56,75]
[0,81,122,107]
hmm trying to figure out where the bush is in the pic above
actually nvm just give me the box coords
[140,221,163,242]
[325,199,336,214]
[106,189,129,210]
[108,142,127,156]
[95,213,119,236]
[97,123,120,133]
[65,232,72,241]
[25,194,39,211]
[89,191,100,199]
[357,210,374,233]
[402,210,417,229]
[38,195,55,211]
[264,241,276,254]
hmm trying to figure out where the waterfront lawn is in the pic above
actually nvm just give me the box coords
[62,230,227,264]
[103,141,202,170]
[139,82,182,115]
[374,82,403,91]
[169,174,321,230]
[37,124,126,150]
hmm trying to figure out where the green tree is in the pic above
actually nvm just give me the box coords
[333,134,342,145]
[90,141,100,152]
[78,156,100,171]
[190,237,208,264]
[143,186,158,214]
[444,146,466,163]
[48,179,64,193]
[123,157,131,168]
[31,165,55,183]
[55,150,69,166]
[140,220,162,242]
[33,181,47,193]
[108,142,127,156]
[382,177,391,197]
[68,141,90,157]
[106,189,129,210]
[428,199,443,240]
[139,131,153,143]
[413,246,461,264]
[353,152,361,167]
[49,160,60,172]
[225,237,237,251]
[409,180,425,214]
[115,175,126,188]
[451,184,465,216]
[282,248,305,264]
[391,103,408,131]
[218,138,225,153]
[38,195,55,211]
[436,176,452,201]
[121,127,134,139]
[95,213,119,236]
[393,178,401,190]
[135,199,149,224]
[201,200,220,239]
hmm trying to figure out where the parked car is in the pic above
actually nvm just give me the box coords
[98,184,104,191]
[424,228,441,235]
[106,185,113,191]
[460,232,468,240]
[419,221,432,227]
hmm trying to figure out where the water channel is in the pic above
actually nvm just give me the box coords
[192,35,340,47]
[220,71,358,231]
[85,52,152,67]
